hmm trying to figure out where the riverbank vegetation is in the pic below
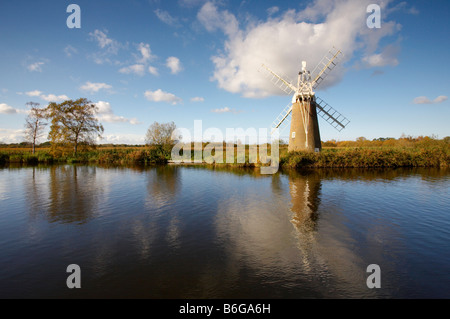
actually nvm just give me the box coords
[1,135,448,168]
[282,135,449,168]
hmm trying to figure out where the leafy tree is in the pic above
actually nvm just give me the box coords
[145,121,180,160]
[145,121,178,146]
[47,98,104,155]
[24,102,47,154]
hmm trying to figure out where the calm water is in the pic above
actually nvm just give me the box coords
[0,164,449,299]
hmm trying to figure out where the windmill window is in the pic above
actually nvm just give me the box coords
[292,132,296,139]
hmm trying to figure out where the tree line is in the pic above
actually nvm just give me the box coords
[24,98,178,156]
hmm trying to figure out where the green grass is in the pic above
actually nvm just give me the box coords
[280,146,449,169]
[1,140,448,169]
[0,147,169,165]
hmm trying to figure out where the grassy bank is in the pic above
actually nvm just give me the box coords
[0,146,168,165]
[280,146,449,169]
[1,140,448,169]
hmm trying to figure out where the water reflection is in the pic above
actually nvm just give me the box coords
[46,165,99,224]
[146,166,180,207]
[0,164,448,298]
[288,170,321,232]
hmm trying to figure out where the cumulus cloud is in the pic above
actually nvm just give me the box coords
[25,90,43,97]
[148,66,159,76]
[361,45,400,67]
[95,101,140,125]
[80,82,113,94]
[166,57,183,74]
[144,89,183,105]
[211,107,241,114]
[27,62,45,72]
[119,64,146,76]
[267,6,279,16]
[197,2,239,36]
[64,45,78,57]
[191,97,205,102]
[197,0,402,98]
[25,90,68,102]
[413,96,448,105]
[136,42,156,64]
[88,29,123,64]
[120,43,157,76]
[0,103,19,114]
[0,103,28,115]
[89,29,120,54]
[40,94,69,102]
[211,107,231,113]
[154,9,180,27]
[0,128,26,143]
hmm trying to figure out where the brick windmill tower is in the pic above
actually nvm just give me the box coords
[261,47,350,152]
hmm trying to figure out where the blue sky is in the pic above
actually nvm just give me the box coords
[0,0,448,144]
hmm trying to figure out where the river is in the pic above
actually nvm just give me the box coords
[0,164,449,298]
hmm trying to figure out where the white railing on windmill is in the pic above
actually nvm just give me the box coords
[260,47,350,137]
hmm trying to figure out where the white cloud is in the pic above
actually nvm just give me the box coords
[27,62,45,72]
[0,103,28,115]
[154,9,179,27]
[136,42,155,64]
[413,96,448,105]
[80,82,113,94]
[148,66,159,76]
[24,90,68,102]
[64,45,78,57]
[95,101,140,125]
[25,90,43,97]
[119,64,146,76]
[198,0,402,98]
[88,29,123,64]
[40,94,69,102]
[361,45,400,67]
[211,107,231,113]
[267,6,279,16]
[0,128,26,143]
[120,43,157,76]
[211,107,241,114]
[0,103,18,114]
[166,56,183,74]
[89,29,120,54]
[144,89,183,105]
[197,2,239,36]
[191,97,205,102]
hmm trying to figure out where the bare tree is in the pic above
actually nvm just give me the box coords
[24,102,47,154]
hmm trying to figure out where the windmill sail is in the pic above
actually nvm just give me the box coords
[315,97,350,132]
[311,47,343,90]
[271,103,293,134]
[260,64,297,95]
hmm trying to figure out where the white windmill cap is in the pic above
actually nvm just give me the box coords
[302,61,307,72]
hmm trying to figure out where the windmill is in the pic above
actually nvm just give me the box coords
[260,47,350,152]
